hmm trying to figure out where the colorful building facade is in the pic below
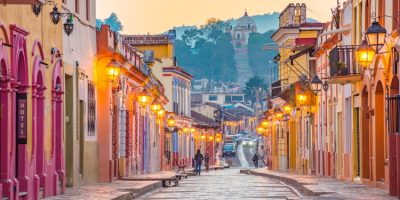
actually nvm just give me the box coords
[0,1,65,199]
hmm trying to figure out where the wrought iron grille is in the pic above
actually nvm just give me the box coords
[387,95,400,134]
[87,81,96,136]
[329,46,360,77]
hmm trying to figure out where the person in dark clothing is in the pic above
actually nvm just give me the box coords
[204,152,210,172]
[194,149,204,175]
[252,153,259,168]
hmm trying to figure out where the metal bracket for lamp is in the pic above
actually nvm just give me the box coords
[31,0,57,16]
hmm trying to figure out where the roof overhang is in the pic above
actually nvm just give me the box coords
[271,27,300,44]
[0,0,43,4]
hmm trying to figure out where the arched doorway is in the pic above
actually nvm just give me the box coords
[361,86,371,180]
[52,60,64,195]
[375,81,385,182]
[32,56,46,192]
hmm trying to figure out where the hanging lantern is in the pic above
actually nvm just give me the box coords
[167,116,175,132]
[105,59,121,82]
[208,135,214,141]
[322,81,329,92]
[157,109,165,118]
[63,15,74,36]
[310,75,323,94]
[137,90,151,108]
[190,127,196,133]
[283,105,293,114]
[355,40,376,67]
[182,125,189,133]
[366,21,387,52]
[261,119,269,128]
[32,3,43,16]
[50,5,61,24]
[296,94,307,105]
[150,103,161,113]
[201,134,206,140]
[256,126,265,134]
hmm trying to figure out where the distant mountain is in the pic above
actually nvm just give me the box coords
[172,12,319,37]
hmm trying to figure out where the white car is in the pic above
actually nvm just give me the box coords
[241,138,255,147]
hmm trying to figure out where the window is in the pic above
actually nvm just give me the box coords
[232,96,243,102]
[393,0,400,30]
[75,0,80,14]
[378,0,385,25]
[87,81,96,136]
[208,95,218,101]
[86,0,90,21]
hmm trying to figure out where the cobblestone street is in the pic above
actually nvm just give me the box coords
[142,169,301,200]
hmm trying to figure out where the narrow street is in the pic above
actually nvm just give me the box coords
[144,143,275,200]
[143,169,300,200]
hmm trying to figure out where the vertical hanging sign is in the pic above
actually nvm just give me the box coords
[17,93,27,144]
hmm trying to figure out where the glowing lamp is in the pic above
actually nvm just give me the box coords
[106,59,121,82]
[275,112,284,118]
[297,94,307,104]
[167,116,175,129]
[157,109,165,117]
[208,136,214,141]
[216,137,221,142]
[261,119,269,128]
[201,135,206,140]
[256,126,265,134]
[283,105,293,114]
[150,103,161,113]
[182,126,189,133]
[355,40,375,67]
[137,90,151,108]
[190,127,196,133]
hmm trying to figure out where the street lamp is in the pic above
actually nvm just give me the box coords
[157,109,165,118]
[167,116,175,132]
[137,90,151,108]
[64,15,74,36]
[322,81,329,92]
[310,75,323,94]
[201,134,206,140]
[190,127,196,134]
[150,103,161,114]
[106,59,121,82]
[283,105,293,115]
[297,94,307,105]
[366,21,387,52]
[182,125,189,134]
[261,119,269,128]
[256,126,265,134]
[208,135,214,141]
[355,40,376,67]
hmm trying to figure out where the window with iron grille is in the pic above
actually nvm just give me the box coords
[88,81,96,136]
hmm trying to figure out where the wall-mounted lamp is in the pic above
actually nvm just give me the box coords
[106,59,121,82]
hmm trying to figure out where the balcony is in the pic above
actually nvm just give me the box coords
[329,45,362,84]
[0,0,44,4]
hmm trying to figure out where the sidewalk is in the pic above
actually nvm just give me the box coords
[248,168,397,199]
[46,180,161,200]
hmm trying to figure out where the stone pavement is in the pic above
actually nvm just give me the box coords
[46,180,161,200]
[249,168,397,199]
[142,168,300,200]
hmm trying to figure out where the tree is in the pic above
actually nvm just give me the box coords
[96,19,103,29]
[104,12,123,32]
[244,76,266,107]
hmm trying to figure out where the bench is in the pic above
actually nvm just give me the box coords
[121,176,179,187]
[175,173,188,180]
[176,165,187,173]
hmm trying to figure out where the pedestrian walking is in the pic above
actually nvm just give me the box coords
[204,152,210,172]
[252,153,259,168]
[195,149,204,175]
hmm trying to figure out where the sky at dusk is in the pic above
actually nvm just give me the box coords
[96,0,339,34]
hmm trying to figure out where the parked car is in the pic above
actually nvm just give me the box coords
[223,143,236,157]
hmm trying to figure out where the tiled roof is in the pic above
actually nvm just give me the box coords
[191,111,219,128]
[123,35,169,45]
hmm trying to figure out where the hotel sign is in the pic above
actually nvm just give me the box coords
[17,93,27,144]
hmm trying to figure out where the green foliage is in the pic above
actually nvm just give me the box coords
[244,76,266,106]
[247,30,278,86]
[103,12,123,32]
[175,20,237,82]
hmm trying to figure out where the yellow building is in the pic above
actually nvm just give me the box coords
[0,1,65,199]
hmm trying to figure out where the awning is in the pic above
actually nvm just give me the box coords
[284,46,314,64]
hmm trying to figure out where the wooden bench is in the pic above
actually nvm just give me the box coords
[176,165,187,173]
[121,176,179,187]
[175,173,188,180]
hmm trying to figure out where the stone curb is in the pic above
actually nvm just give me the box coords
[114,181,163,200]
[239,169,321,197]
